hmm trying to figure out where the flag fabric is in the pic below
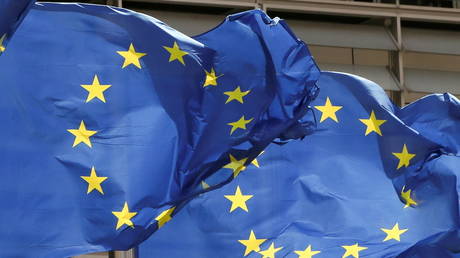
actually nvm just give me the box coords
[138,71,460,257]
[0,4,320,257]
[0,0,35,54]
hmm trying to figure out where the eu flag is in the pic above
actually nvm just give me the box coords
[138,71,460,257]
[0,0,35,54]
[0,3,319,257]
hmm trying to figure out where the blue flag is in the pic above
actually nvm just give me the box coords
[0,3,320,257]
[0,0,35,54]
[138,71,460,257]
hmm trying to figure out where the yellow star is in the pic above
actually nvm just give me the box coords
[117,43,146,69]
[67,121,97,148]
[401,186,417,208]
[224,186,253,212]
[201,180,210,190]
[314,97,343,122]
[392,144,416,170]
[203,68,222,87]
[238,230,267,256]
[112,202,137,230]
[227,115,253,135]
[81,75,112,103]
[156,206,175,228]
[0,34,6,53]
[294,245,321,258]
[80,166,107,194]
[251,150,264,168]
[359,110,386,136]
[381,223,408,242]
[224,154,248,178]
[224,86,250,104]
[163,41,188,65]
[259,242,283,258]
[341,243,367,258]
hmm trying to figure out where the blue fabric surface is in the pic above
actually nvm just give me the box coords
[0,4,319,257]
[138,72,460,257]
[0,0,35,53]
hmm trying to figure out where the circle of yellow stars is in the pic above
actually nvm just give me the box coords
[63,38,262,232]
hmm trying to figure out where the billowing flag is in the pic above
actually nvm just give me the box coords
[138,71,460,257]
[0,4,320,257]
[0,0,35,54]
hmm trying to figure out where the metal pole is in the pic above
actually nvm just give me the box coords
[394,16,407,106]
[256,0,264,11]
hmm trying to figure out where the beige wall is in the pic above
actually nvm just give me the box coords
[75,252,109,258]
[354,49,389,66]
[404,52,460,72]
[309,46,390,66]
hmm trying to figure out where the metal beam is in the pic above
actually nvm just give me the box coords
[122,0,460,24]
[263,0,460,24]
[123,0,258,8]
